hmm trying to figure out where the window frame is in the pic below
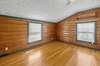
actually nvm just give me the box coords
[76,21,96,44]
[27,22,43,44]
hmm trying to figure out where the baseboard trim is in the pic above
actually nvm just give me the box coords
[0,40,55,57]
[58,40,100,51]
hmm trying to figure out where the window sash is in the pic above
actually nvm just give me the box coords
[77,33,95,43]
[76,22,95,43]
[28,23,42,43]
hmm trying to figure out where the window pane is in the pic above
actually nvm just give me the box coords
[29,23,41,33]
[28,34,41,42]
[77,22,95,43]
[77,33,95,43]
[28,23,42,43]
[77,22,95,32]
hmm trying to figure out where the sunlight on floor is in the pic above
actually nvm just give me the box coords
[66,50,98,66]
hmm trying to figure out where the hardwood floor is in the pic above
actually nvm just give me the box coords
[0,41,100,66]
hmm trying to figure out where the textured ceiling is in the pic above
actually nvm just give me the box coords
[0,0,100,23]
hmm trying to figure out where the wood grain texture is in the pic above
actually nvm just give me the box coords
[57,8,100,49]
[0,16,56,55]
[0,41,100,66]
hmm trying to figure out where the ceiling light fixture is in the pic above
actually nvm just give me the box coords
[66,0,76,5]
[70,0,76,4]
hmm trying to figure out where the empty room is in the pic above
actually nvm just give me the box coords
[0,0,100,66]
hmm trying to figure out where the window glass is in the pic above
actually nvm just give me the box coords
[77,22,95,43]
[28,23,42,43]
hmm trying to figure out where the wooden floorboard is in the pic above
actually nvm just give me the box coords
[0,41,100,66]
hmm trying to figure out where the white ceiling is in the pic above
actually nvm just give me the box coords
[0,0,100,23]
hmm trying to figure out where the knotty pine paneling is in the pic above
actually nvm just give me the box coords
[57,8,100,49]
[0,16,56,55]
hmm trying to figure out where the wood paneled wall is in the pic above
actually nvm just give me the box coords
[0,16,56,55]
[0,8,100,56]
[57,8,100,49]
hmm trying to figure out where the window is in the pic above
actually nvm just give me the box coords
[28,23,42,43]
[76,22,95,44]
